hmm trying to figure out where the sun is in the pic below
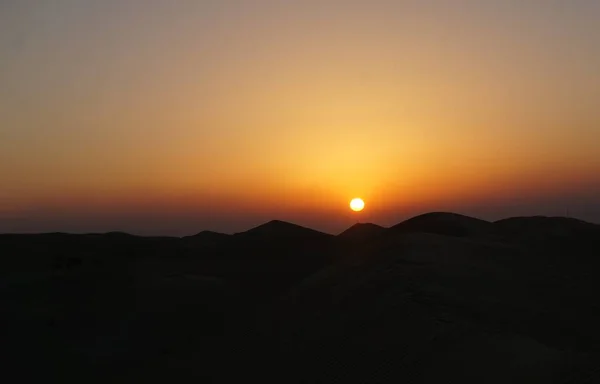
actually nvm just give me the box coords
[350,198,365,212]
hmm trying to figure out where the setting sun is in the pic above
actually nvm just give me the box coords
[350,198,365,212]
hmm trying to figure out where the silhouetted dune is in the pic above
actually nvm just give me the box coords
[187,229,230,238]
[181,230,230,249]
[210,220,336,292]
[255,219,600,383]
[101,231,137,237]
[337,222,385,241]
[332,223,388,265]
[391,211,497,238]
[2,213,600,382]
[235,219,332,240]
[495,215,600,238]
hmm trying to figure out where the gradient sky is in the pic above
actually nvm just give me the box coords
[1,0,599,235]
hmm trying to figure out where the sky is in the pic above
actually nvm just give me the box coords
[1,0,599,236]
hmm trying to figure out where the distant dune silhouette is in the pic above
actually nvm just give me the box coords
[2,212,600,382]
[338,222,385,240]
[185,230,230,239]
[181,230,230,249]
[390,211,497,237]
[495,215,600,238]
[234,219,332,240]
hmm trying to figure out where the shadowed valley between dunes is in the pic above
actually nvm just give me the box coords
[1,212,600,382]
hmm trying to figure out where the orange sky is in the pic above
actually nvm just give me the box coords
[1,1,599,235]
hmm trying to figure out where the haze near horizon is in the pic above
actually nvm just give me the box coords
[1,1,599,235]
